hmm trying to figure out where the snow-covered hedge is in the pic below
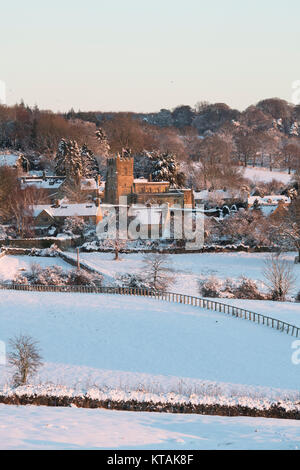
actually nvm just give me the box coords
[114,273,150,290]
[199,276,268,300]
[14,264,103,287]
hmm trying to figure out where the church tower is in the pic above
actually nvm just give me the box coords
[105,153,134,204]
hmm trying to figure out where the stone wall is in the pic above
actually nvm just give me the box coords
[0,395,299,420]
[0,237,78,250]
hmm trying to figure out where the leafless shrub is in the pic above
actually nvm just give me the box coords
[142,253,173,291]
[263,254,295,301]
[14,264,103,287]
[8,334,43,387]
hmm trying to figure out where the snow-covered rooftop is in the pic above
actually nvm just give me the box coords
[194,189,244,200]
[259,205,278,217]
[32,203,101,218]
[0,154,20,167]
[81,178,99,191]
[21,178,64,190]
[134,179,170,184]
[248,195,291,206]
[133,178,148,183]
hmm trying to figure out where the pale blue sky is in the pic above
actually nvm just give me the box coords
[1,0,300,112]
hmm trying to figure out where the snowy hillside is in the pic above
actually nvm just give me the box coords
[243,167,293,184]
[0,291,299,396]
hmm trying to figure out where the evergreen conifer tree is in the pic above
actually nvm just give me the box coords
[80,144,99,179]
[55,139,82,182]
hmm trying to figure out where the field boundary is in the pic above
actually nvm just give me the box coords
[0,283,299,338]
[0,394,299,420]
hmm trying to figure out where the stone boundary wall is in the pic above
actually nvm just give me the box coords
[81,244,280,255]
[0,395,299,420]
[0,237,78,250]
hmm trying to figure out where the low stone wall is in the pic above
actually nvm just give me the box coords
[0,395,299,420]
[0,238,77,250]
[82,244,279,255]
[0,238,280,254]
[1,247,35,256]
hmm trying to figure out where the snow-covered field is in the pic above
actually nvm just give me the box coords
[0,291,299,394]
[68,251,300,298]
[1,405,300,450]
[243,167,293,184]
[0,255,71,282]
[0,253,299,449]
[211,298,300,327]
[1,251,299,300]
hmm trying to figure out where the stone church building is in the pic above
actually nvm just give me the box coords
[105,154,194,207]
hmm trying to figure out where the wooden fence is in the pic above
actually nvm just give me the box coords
[0,283,299,338]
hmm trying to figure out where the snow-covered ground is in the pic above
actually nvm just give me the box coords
[0,255,71,282]
[210,298,300,327]
[0,286,300,450]
[0,291,299,394]
[243,167,293,184]
[1,251,299,300]
[1,405,300,450]
[69,251,300,297]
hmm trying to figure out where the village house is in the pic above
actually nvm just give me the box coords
[248,195,291,217]
[194,188,248,209]
[21,174,103,202]
[21,175,65,199]
[32,200,103,229]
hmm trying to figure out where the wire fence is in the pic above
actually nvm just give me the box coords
[0,283,299,338]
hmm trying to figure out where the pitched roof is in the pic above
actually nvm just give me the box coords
[21,178,64,190]
[248,195,291,206]
[32,203,101,218]
[0,154,21,167]
[194,189,244,200]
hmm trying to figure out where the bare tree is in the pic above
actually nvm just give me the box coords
[273,197,300,262]
[8,334,43,387]
[281,140,300,174]
[235,132,259,168]
[263,254,295,301]
[142,254,173,291]
[108,237,128,261]
[5,187,35,237]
